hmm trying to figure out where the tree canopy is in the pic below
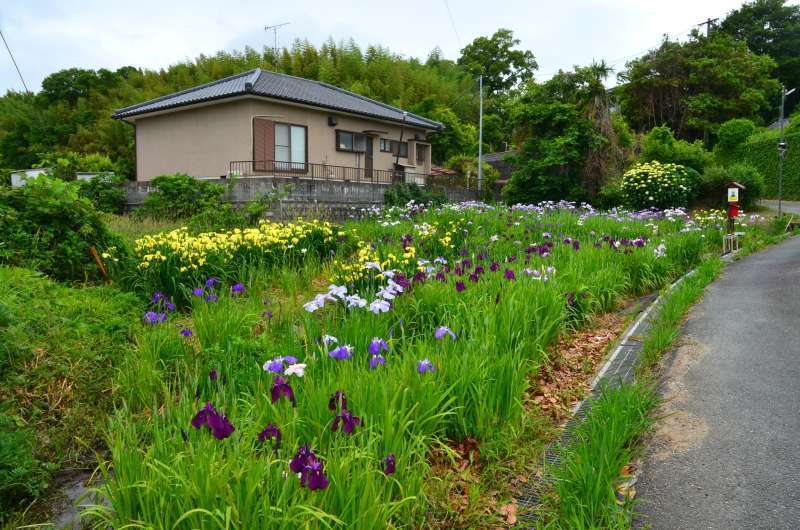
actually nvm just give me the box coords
[617,32,779,141]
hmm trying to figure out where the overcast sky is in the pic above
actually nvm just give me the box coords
[0,0,781,93]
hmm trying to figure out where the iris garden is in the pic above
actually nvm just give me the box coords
[84,201,758,528]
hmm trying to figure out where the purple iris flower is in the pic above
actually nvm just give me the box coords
[270,376,296,407]
[454,265,463,276]
[230,283,246,295]
[328,345,353,361]
[290,445,329,490]
[263,310,274,319]
[435,270,446,282]
[368,338,389,356]
[504,268,516,281]
[332,409,362,434]
[468,273,479,283]
[383,453,396,475]
[566,292,576,306]
[190,402,235,440]
[434,326,456,341]
[205,277,219,288]
[455,280,466,292]
[204,294,219,303]
[413,271,426,283]
[180,328,193,337]
[475,264,485,274]
[192,287,204,297]
[369,354,386,369]
[462,259,472,269]
[490,262,499,272]
[209,369,218,381]
[460,248,469,257]
[417,358,435,374]
[572,240,581,251]
[328,390,347,412]
[258,422,281,452]
[143,311,168,325]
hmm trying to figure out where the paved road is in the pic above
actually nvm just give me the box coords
[761,199,800,215]
[636,236,800,529]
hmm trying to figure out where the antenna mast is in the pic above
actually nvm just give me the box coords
[264,22,290,67]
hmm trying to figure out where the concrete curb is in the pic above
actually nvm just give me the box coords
[516,253,728,516]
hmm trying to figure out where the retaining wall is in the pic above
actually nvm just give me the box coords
[125,176,478,220]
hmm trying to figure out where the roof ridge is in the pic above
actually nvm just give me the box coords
[313,78,440,128]
[113,69,257,115]
[255,69,440,128]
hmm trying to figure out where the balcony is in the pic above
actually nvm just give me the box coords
[228,160,438,187]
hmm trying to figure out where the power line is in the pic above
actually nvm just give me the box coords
[442,0,462,49]
[535,18,714,83]
[0,26,28,93]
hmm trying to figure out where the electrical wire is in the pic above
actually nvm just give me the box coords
[0,26,28,92]
[442,0,462,49]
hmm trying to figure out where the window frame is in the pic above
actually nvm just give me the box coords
[336,129,369,153]
[273,122,308,172]
[379,138,409,158]
[416,143,427,166]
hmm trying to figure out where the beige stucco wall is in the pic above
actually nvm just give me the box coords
[132,96,432,181]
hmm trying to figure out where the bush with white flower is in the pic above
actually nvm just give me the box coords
[619,161,698,209]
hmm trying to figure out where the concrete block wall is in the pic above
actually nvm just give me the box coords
[125,176,478,220]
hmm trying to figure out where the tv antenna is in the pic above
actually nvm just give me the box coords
[265,22,290,66]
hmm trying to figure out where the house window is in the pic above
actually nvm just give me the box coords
[275,123,306,169]
[416,144,427,165]
[336,130,368,152]
[380,138,408,158]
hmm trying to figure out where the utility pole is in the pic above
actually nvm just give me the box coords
[696,17,719,37]
[778,85,796,217]
[477,74,484,193]
[264,23,290,68]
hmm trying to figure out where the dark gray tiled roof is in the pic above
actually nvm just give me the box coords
[113,68,442,130]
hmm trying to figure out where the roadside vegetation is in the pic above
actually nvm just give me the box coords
[1,174,782,526]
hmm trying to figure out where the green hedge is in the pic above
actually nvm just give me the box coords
[718,128,800,200]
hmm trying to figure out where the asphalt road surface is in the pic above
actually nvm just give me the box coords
[635,236,800,529]
[761,199,800,215]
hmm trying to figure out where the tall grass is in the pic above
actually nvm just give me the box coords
[539,383,658,529]
[84,203,733,528]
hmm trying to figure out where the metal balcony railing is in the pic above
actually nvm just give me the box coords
[229,160,432,186]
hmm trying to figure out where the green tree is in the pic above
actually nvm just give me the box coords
[721,0,800,113]
[618,32,780,141]
[424,106,477,164]
[457,29,537,94]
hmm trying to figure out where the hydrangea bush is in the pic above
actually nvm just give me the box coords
[619,161,697,209]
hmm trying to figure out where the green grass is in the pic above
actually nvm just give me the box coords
[537,382,658,529]
[1,202,783,527]
[638,257,724,371]
[0,267,139,521]
[536,256,724,529]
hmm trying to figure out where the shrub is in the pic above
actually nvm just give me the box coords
[620,161,698,209]
[383,183,446,207]
[640,126,713,173]
[77,173,127,214]
[138,173,225,220]
[715,127,800,200]
[597,181,625,209]
[701,164,765,209]
[716,119,756,151]
[34,151,117,181]
[0,176,126,281]
[0,415,55,517]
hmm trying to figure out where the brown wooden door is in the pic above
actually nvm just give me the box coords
[253,118,275,173]
[365,136,374,179]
